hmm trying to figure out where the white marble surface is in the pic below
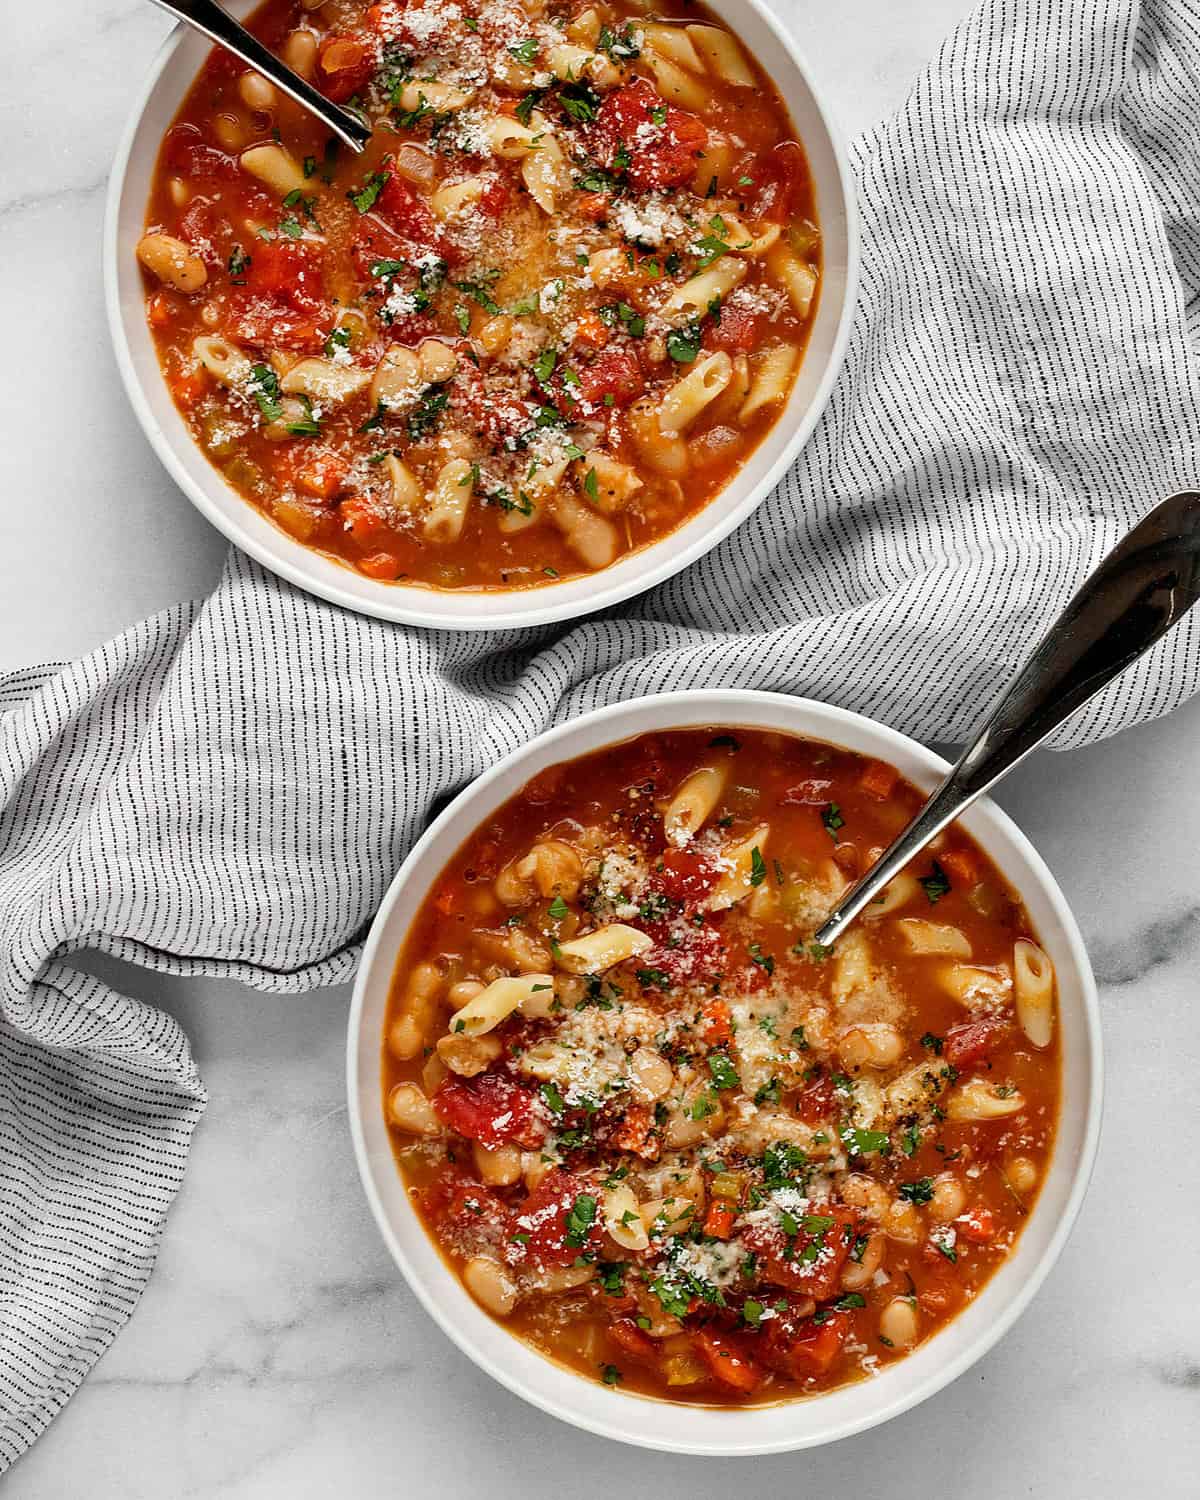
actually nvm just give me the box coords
[3,0,1199,1494]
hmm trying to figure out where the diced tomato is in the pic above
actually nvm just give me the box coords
[432,1072,545,1150]
[700,999,732,1045]
[704,301,763,355]
[956,1207,998,1244]
[359,551,403,580]
[590,80,708,192]
[516,1169,604,1266]
[794,1074,836,1126]
[692,1329,764,1393]
[737,140,806,223]
[658,848,720,906]
[764,1310,850,1379]
[611,1103,660,1159]
[421,1169,511,1239]
[780,777,833,805]
[638,919,726,988]
[242,240,327,314]
[230,304,327,352]
[859,758,900,800]
[317,34,378,103]
[577,348,646,408]
[703,1201,737,1239]
[943,1015,1009,1068]
[740,1204,859,1300]
[608,1317,658,1364]
[294,451,348,502]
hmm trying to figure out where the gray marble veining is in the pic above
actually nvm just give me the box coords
[2,0,1197,1495]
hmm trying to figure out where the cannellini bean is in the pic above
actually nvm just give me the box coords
[371,345,424,410]
[840,1231,885,1291]
[928,1174,966,1224]
[240,142,308,196]
[1006,1156,1039,1195]
[463,1256,518,1316]
[417,338,458,384]
[436,1030,503,1076]
[137,233,207,293]
[472,1141,522,1186]
[879,1296,919,1350]
[946,1077,1026,1121]
[388,961,444,1060]
[837,1022,904,1070]
[515,840,584,899]
[282,29,318,77]
[884,1198,922,1244]
[840,1172,890,1222]
[238,71,278,112]
[629,1047,673,1103]
[387,1083,440,1135]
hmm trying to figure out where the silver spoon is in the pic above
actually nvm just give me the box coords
[814,490,1200,947]
[147,0,372,154]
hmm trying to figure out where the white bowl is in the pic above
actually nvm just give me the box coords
[104,0,858,630]
[347,689,1102,1455]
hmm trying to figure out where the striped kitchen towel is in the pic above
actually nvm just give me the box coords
[1,0,1198,1468]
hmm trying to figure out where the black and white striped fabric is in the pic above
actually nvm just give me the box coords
[2,0,1198,1467]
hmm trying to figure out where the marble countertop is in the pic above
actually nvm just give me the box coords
[4,1,1198,1495]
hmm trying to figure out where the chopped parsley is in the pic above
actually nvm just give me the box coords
[547,894,569,920]
[821,803,845,838]
[666,322,704,363]
[749,846,768,886]
[226,245,251,284]
[508,37,540,64]
[600,1363,623,1386]
[349,170,389,213]
[841,1126,890,1157]
[406,382,450,441]
[708,1050,739,1090]
[247,364,283,423]
[564,1193,598,1248]
[920,861,952,904]
[898,1177,934,1204]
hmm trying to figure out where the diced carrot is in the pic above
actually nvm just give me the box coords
[703,1201,736,1239]
[340,493,384,545]
[692,1330,763,1393]
[938,846,977,887]
[700,999,732,1045]
[359,551,402,581]
[859,758,899,800]
[296,453,348,502]
[573,310,611,349]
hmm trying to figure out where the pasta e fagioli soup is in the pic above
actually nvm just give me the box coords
[136,0,821,591]
[381,726,1061,1405]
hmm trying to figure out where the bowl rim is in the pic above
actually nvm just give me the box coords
[102,0,861,631]
[345,688,1103,1455]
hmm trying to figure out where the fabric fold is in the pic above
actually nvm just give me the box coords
[2,0,1199,1469]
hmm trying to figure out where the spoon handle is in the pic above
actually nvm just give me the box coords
[814,490,1200,946]
[145,0,371,153]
